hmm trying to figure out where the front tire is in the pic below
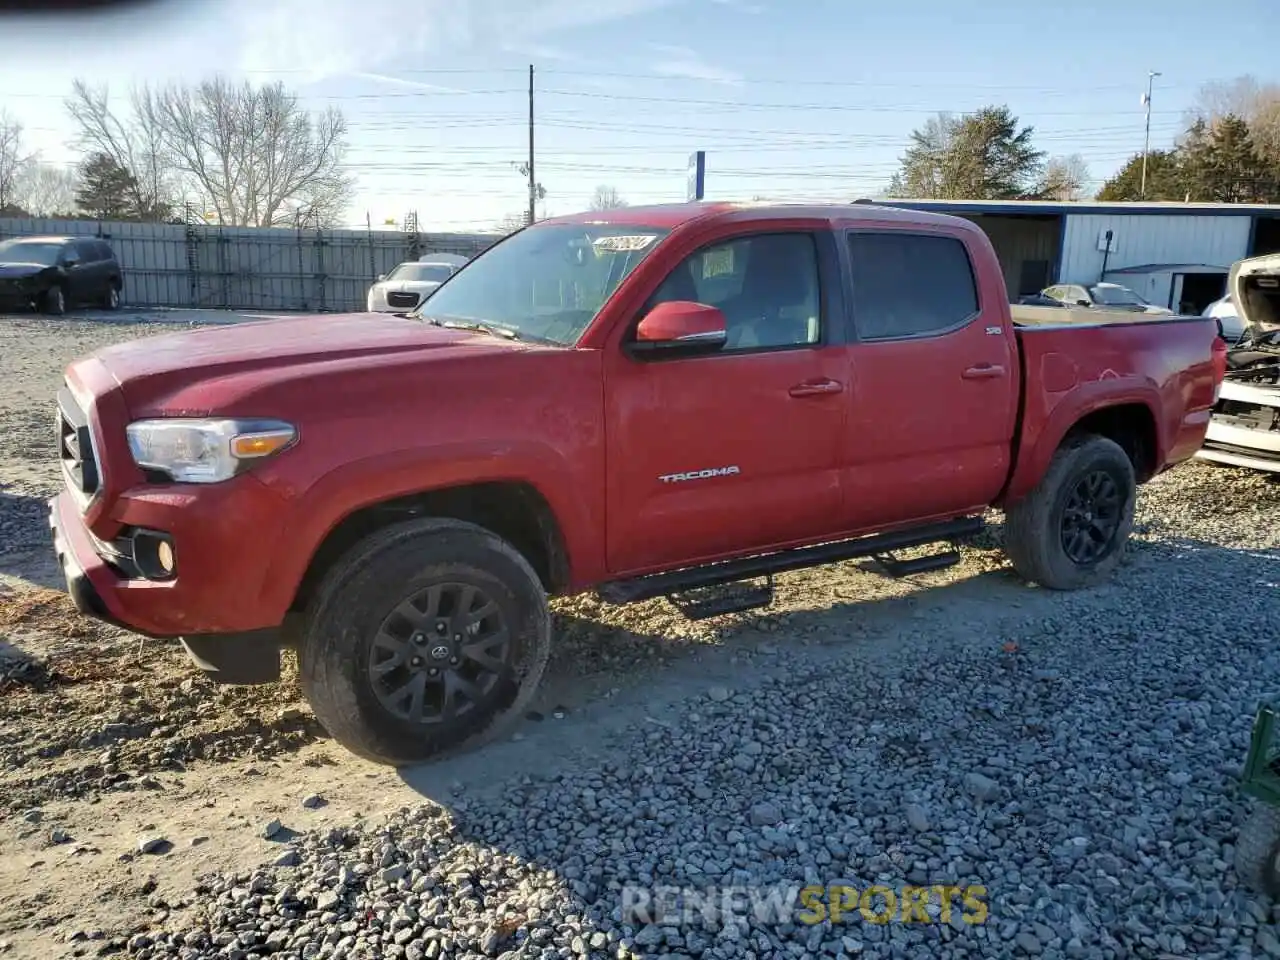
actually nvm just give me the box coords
[40,285,66,316]
[1004,433,1136,590]
[102,285,120,310]
[299,518,551,766]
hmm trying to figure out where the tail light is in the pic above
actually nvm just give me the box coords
[1210,334,1228,403]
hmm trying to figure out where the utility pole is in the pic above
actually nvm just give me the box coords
[527,64,536,226]
[1140,70,1161,200]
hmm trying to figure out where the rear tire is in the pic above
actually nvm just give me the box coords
[298,518,550,766]
[40,285,66,316]
[102,285,120,310]
[1004,434,1136,590]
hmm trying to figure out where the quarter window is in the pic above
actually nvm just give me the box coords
[847,232,979,340]
[646,232,822,351]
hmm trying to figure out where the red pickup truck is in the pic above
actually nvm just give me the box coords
[49,202,1227,765]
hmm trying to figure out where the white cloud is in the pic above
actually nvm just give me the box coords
[646,43,743,86]
[229,0,683,80]
[347,72,468,94]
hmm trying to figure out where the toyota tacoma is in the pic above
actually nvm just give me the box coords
[49,202,1227,766]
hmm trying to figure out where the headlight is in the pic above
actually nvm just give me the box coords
[125,418,297,483]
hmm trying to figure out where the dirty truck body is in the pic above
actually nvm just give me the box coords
[49,202,1227,765]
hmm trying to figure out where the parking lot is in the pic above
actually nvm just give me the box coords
[2,309,1280,959]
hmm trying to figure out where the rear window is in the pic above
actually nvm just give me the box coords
[847,232,979,340]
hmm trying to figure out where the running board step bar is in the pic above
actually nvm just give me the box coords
[597,516,983,606]
[668,577,775,621]
[873,550,962,578]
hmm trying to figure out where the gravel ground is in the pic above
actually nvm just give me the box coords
[2,310,1280,959]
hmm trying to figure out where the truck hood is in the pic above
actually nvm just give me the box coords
[87,312,521,413]
[1231,253,1280,333]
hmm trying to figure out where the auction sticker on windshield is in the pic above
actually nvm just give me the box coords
[592,235,660,252]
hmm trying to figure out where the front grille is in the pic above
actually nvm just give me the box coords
[57,386,100,497]
[386,291,420,309]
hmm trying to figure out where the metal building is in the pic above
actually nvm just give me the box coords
[870,199,1280,314]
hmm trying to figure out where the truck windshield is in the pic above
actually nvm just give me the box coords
[412,223,670,345]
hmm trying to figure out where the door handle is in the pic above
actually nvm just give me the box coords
[962,364,1005,380]
[789,379,844,397]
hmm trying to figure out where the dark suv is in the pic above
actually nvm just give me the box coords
[0,235,123,315]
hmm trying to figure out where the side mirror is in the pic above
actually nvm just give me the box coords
[630,300,727,356]
[376,273,387,281]
[1075,299,1091,307]
[62,257,79,268]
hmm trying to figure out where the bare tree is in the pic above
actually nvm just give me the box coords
[17,162,79,216]
[67,75,354,227]
[588,184,626,210]
[0,110,35,213]
[66,80,173,219]
[150,77,354,227]
[1186,75,1280,168]
[1036,154,1091,201]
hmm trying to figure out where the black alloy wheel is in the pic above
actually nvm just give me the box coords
[1058,469,1124,565]
[367,581,513,725]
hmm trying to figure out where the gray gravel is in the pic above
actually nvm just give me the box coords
[110,465,1280,960]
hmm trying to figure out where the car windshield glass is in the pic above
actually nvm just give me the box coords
[389,263,454,283]
[412,223,670,345]
[1090,284,1147,305]
[0,239,64,266]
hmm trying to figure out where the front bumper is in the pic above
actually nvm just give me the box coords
[1194,381,1280,473]
[48,487,287,683]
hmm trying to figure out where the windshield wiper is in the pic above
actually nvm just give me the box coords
[422,315,520,340]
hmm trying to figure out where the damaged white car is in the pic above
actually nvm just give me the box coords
[1196,253,1280,473]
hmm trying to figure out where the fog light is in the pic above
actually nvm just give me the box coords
[131,529,176,580]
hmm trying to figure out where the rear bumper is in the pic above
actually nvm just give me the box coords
[48,489,285,683]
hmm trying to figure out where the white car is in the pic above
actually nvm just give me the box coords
[1195,253,1280,473]
[1203,294,1245,342]
[366,257,466,313]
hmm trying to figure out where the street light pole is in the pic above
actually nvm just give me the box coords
[1140,70,1162,199]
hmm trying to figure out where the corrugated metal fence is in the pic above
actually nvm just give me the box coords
[0,217,501,312]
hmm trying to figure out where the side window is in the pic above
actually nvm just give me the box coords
[846,232,979,340]
[646,232,821,351]
[1044,286,1064,301]
[72,240,96,263]
[96,241,115,262]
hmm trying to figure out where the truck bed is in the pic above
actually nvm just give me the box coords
[998,307,1222,503]
[1010,304,1204,328]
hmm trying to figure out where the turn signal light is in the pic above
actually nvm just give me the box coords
[231,429,295,459]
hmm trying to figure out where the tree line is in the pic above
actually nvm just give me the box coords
[888,75,1280,204]
[0,76,353,227]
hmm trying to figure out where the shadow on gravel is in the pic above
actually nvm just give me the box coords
[395,526,1279,803]
[395,566,1028,799]
[0,488,60,588]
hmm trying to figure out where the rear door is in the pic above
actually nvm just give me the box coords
[603,228,849,575]
[838,227,1018,529]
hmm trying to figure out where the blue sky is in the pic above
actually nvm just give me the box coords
[0,0,1275,231]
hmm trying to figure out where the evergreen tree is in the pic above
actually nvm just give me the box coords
[74,152,139,220]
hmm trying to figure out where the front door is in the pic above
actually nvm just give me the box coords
[603,230,847,575]
[839,228,1019,530]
